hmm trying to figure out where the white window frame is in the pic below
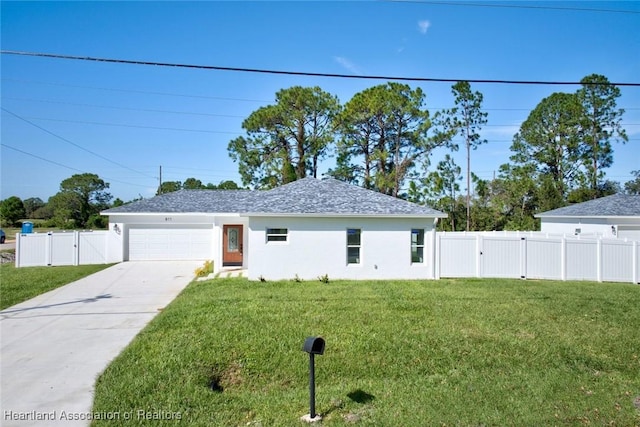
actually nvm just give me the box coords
[347,228,361,265]
[411,229,425,264]
[266,228,288,243]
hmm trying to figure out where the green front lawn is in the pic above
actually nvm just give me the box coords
[0,263,113,310]
[92,278,640,426]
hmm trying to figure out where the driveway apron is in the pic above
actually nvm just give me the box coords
[1,261,201,427]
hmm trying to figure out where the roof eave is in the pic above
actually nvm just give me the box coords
[536,214,640,219]
[243,212,448,218]
[102,211,239,216]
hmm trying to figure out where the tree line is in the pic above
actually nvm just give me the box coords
[228,74,637,230]
[0,174,242,229]
[157,178,240,194]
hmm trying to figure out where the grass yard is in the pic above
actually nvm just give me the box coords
[0,263,113,310]
[92,278,640,426]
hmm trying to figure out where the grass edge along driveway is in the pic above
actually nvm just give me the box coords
[92,277,640,426]
[0,263,113,310]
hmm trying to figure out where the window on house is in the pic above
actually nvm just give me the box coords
[347,228,361,264]
[266,228,288,242]
[411,229,425,263]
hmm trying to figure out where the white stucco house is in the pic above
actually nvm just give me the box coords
[101,177,447,281]
[535,194,640,240]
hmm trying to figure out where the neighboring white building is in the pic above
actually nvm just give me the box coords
[535,194,640,240]
[101,178,447,281]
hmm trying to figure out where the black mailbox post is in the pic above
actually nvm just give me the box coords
[302,337,325,421]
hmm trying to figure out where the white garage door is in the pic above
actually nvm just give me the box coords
[618,226,640,242]
[128,225,213,261]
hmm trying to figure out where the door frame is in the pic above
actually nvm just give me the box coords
[222,224,244,267]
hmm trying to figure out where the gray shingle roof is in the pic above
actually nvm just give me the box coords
[102,190,258,214]
[251,178,446,216]
[535,194,640,218]
[103,177,446,217]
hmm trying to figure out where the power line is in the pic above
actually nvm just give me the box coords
[10,112,640,143]
[161,173,241,181]
[162,165,239,173]
[3,97,246,119]
[1,144,86,174]
[18,114,640,133]
[4,80,640,112]
[21,116,243,135]
[3,50,639,87]
[481,107,640,112]
[1,143,151,188]
[481,123,640,127]
[387,1,640,15]
[1,78,267,103]
[1,108,157,179]
[160,172,241,180]
[8,95,640,117]
[466,138,640,144]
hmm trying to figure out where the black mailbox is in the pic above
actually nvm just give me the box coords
[302,336,326,421]
[303,336,325,355]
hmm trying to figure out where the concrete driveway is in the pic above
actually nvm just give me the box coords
[0,261,201,427]
[0,241,16,251]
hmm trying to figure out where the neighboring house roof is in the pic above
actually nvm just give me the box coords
[103,177,447,217]
[535,194,640,218]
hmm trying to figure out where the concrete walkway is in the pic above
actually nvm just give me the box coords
[0,261,201,427]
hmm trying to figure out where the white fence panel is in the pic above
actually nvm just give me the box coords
[436,232,638,284]
[438,234,477,277]
[50,233,76,266]
[525,238,562,280]
[565,240,598,281]
[601,240,633,283]
[16,231,109,267]
[16,233,50,267]
[79,231,108,265]
[481,237,522,278]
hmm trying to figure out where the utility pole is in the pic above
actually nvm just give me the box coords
[158,165,163,194]
[466,121,471,231]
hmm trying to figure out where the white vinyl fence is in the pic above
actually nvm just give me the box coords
[16,231,110,267]
[436,232,639,284]
[14,230,639,284]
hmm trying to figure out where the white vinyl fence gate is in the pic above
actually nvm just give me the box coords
[15,231,109,267]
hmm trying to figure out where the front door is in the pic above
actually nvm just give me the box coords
[223,225,243,266]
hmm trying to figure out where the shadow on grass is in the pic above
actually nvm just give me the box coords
[321,389,376,421]
[347,389,375,404]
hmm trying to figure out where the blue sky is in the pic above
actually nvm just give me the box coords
[1,1,639,203]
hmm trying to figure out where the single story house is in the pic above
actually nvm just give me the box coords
[101,177,447,281]
[535,193,640,240]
